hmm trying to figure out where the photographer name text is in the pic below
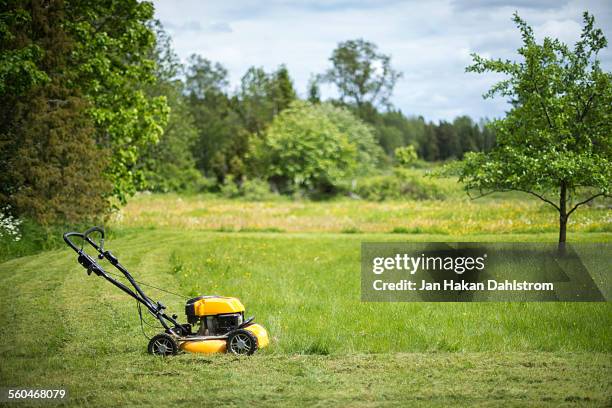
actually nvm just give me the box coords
[372,279,554,291]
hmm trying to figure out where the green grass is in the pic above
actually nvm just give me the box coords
[1,193,611,406]
[112,192,612,235]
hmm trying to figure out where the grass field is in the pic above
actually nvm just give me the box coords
[112,192,612,235]
[1,194,610,406]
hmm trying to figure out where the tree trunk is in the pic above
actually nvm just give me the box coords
[558,181,567,255]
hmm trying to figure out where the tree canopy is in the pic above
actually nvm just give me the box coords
[321,39,402,109]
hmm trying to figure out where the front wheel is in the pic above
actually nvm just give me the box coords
[148,333,178,356]
[226,329,258,355]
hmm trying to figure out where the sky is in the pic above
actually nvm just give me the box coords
[153,0,612,122]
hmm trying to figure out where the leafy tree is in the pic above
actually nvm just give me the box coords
[236,66,273,135]
[460,12,611,246]
[321,39,402,109]
[375,111,426,155]
[64,0,169,204]
[254,101,380,193]
[187,63,297,182]
[185,54,229,99]
[317,103,383,174]
[0,3,49,97]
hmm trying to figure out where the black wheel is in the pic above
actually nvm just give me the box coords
[148,333,178,356]
[226,329,258,355]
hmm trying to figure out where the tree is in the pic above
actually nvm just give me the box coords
[64,0,169,204]
[236,65,297,135]
[185,54,229,99]
[307,75,321,103]
[138,23,201,192]
[321,39,402,109]
[236,66,273,135]
[435,121,460,160]
[317,103,383,174]
[1,0,110,225]
[453,116,479,157]
[184,55,243,180]
[269,64,297,114]
[253,101,379,193]
[460,12,611,247]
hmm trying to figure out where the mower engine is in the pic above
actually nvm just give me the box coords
[186,296,246,336]
[176,295,269,355]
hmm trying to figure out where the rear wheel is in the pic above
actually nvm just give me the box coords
[227,329,258,355]
[148,333,178,356]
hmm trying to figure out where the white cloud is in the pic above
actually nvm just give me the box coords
[154,0,612,121]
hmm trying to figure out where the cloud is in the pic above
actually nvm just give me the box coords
[164,20,232,34]
[154,0,612,121]
[452,0,571,11]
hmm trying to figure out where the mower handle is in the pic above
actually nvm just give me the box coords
[63,226,105,254]
[63,225,183,332]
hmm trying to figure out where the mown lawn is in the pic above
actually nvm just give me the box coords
[0,195,610,406]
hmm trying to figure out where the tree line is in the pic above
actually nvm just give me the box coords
[141,31,496,192]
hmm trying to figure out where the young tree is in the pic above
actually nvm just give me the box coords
[321,39,402,109]
[460,12,611,247]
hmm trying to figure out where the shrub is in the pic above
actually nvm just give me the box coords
[354,169,446,201]
[220,177,277,201]
[394,145,418,167]
[241,178,274,201]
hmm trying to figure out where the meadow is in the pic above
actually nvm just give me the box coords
[0,190,610,406]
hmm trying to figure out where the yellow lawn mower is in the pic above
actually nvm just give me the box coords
[63,226,269,356]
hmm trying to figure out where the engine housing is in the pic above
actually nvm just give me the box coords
[185,296,246,336]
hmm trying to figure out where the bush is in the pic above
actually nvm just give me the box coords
[354,169,446,201]
[394,145,418,167]
[220,177,277,201]
[144,166,213,193]
[0,219,65,262]
[241,178,275,201]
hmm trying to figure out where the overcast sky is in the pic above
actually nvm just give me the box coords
[153,0,612,122]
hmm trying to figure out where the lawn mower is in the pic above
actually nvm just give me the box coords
[63,226,269,356]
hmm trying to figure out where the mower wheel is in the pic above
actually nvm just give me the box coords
[148,333,178,356]
[227,329,258,355]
